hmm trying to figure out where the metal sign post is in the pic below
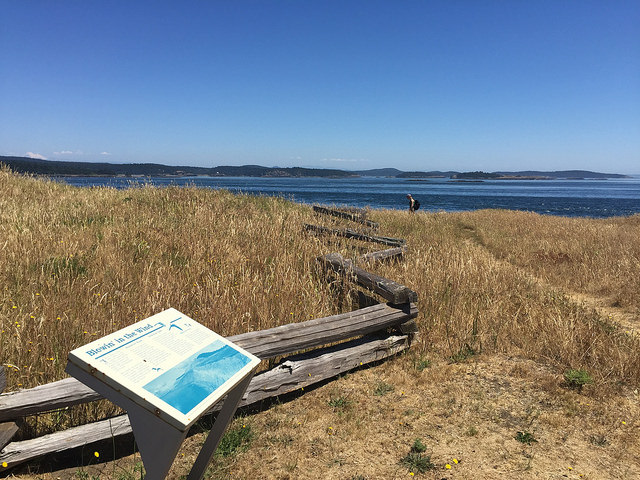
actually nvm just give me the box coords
[66,308,260,480]
[187,373,253,480]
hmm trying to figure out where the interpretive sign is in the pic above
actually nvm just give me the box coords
[66,308,260,479]
[67,308,260,432]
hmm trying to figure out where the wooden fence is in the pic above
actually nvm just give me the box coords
[0,206,418,471]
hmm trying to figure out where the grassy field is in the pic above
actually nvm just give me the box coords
[1,166,639,479]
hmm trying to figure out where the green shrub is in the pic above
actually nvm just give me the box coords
[399,438,434,473]
[373,381,394,396]
[564,369,593,390]
[216,422,253,457]
[414,357,431,372]
[400,452,435,473]
[515,431,537,445]
[328,395,352,412]
[411,438,427,453]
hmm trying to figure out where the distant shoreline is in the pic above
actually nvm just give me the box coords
[0,155,630,180]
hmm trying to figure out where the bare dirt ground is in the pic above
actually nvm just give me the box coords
[8,353,639,480]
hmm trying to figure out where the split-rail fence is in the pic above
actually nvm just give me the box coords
[0,205,418,472]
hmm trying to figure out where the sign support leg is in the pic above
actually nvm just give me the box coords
[65,363,187,480]
[127,407,187,480]
[65,308,261,480]
[187,372,255,480]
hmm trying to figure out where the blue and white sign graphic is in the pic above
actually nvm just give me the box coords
[67,308,260,430]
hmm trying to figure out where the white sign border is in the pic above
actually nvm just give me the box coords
[67,308,261,431]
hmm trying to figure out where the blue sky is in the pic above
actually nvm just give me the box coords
[1,1,639,173]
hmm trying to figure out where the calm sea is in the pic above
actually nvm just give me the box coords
[55,175,640,219]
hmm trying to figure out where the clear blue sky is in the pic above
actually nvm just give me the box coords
[1,1,639,173]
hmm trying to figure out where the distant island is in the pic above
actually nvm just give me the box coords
[0,156,629,180]
[448,170,629,180]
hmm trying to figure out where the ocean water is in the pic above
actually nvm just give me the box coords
[56,175,640,219]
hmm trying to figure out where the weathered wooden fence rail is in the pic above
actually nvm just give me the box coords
[358,245,406,263]
[303,223,406,247]
[319,252,417,304]
[0,330,413,468]
[312,205,379,230]
[0,205,419,472]
[0,303,417,422]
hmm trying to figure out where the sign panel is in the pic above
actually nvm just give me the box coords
[67,308,260,431]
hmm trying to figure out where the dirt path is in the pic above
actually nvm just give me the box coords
[472,238,640,338]
[564,291,639,336]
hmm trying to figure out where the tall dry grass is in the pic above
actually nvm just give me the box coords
[0,167,357,394]
[368,208,640,388]
[2,167,639,439]
[450,209,640,310]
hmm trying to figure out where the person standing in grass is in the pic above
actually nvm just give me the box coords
[407,194,416,213]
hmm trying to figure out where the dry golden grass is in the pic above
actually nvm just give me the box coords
[369,208,640,388]
[0,167,360,436]
[449,209,640,311]
[1,167,350,392]
[1,167,639,479]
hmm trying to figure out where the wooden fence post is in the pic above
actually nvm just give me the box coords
[0,366,19,451]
